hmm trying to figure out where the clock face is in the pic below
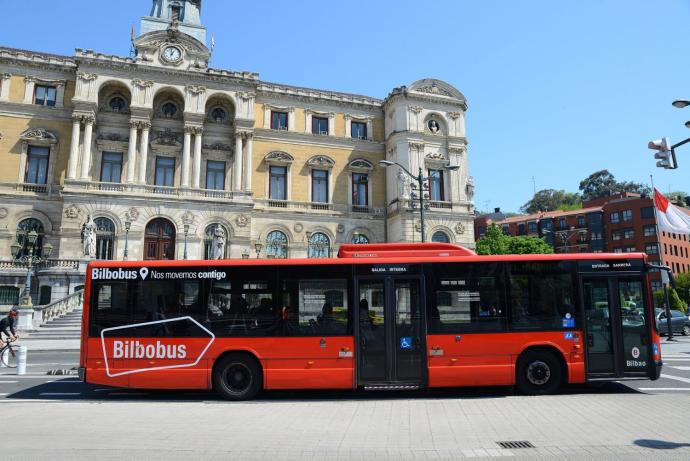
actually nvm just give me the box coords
[162,46,182,62]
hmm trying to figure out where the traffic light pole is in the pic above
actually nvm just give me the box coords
[668,136,690,169]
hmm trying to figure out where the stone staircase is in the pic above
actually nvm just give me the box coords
[25,308,83,340]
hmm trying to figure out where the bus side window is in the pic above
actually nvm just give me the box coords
[90,282,129,335]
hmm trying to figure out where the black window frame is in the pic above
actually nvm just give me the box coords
[271,111,288,130]
[155,156,175,187]
[100,151,123,183]
[25,145,50,184]
[269,165,288,200]
[206,160,225,190]
[34,85,57,106]
[312,116,329,135]
[351,121,367,140]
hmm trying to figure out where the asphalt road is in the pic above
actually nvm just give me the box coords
[1,337,689,401]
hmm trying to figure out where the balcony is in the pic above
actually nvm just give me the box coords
[428,201,452,209]
[0,182,61,197]
[255,199,383,217]
[62,180,240,202]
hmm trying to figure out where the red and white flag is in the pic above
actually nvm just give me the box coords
[655,189,690,234]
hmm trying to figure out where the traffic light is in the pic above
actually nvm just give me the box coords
[648,137,678,169]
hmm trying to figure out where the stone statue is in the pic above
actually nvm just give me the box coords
[397,169,412,200]
[210,225,226,259]
[81,215,97,258]
[428,120,440,134]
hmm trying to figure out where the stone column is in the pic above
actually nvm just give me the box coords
[125,121,138,183]
[192,127,203,189]
[233,133,243,191]
[181,126,193,188]
[243,133,253,192]
[79,117,94,180]
[67,116,81,180]
[138,122,150,184]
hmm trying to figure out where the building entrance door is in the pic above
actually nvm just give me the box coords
[144,218,176,260]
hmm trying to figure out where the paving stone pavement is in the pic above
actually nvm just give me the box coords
[1,392,689,459]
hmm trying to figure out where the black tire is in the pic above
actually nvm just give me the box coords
[0,345,18,368]
[213,353,262,401]
[516,349,563,395]
[682,325,690,336]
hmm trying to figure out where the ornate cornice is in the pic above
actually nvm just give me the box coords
[19,128,58,143]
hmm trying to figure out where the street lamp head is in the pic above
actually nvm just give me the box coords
[672,100,690,109]
[43,241,54,258]
[124,220,131,232]
[685,121,690,129]
[241,249,250,259]
[254,242,263,253]
[10,240,21,258]
[183,223,190,234]
[378,160,395,167]
[27,230,38,246]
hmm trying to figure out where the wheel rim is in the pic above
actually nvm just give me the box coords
[526,360,551,386]
[2,347,17,368]
[223,363,252,394]
[684,326,690,336]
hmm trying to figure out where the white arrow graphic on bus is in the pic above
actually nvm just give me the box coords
[100,316,215,378]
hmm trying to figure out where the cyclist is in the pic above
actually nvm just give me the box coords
[0,307,18,343]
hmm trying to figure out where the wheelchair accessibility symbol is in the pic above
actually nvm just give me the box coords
[400,337,413,350]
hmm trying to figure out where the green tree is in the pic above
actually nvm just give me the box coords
[520,189,582,214]
[475,224,508,255]
[506,235,554,254]
[476,224,553,255]
[652,288,687,313]
[578,170,651,201]
[675,272,690,307]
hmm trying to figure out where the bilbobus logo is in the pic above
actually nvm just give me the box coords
[113,340,187,359]
[92,267,148,280]
[100,316,215,378]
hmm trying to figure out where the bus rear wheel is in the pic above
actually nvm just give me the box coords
[213,354,262,401]
[516,349,563,395]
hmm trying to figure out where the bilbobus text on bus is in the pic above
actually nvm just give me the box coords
[79,243,662,400]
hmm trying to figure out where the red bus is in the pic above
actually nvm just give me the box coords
[79,243,662,400]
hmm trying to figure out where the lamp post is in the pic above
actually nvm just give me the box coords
[241,249,250,259]
[123,220,131,260]
[379,160,459,242]
[254,241,263,259]
[11,230,53,307]
[183,223,190,260]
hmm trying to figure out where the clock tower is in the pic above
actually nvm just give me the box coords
[133,0,210,70]
[141,0,206,44]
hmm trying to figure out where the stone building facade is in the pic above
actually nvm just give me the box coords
[0,0,475,306]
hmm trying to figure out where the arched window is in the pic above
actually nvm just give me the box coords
[432,231,450,243]
[265,230,288,259]
[162,102,177,118]
[95,217,115,260]
[210,107,226,123]
[308,232,330,258]
[204,224,229,259]
[15,218,45,258]
[109,96,126,113]
[351,233,370,244]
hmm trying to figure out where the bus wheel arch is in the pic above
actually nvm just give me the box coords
[212,351,263,400]
[515,346,567,395]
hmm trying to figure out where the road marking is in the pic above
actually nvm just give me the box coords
[0,381,19,384]
[94,388,122,392]
[0,393,9,396]
[660,374,690,384]
[662,354,690,358]
[639,388,690,391]
[39,392,81,396]
[669,366,690,371]
[661,358,690,362]
[46,380,81,384]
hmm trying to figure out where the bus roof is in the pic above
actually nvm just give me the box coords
[87,244,648,269]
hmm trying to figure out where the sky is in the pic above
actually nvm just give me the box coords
[1,0,689,213]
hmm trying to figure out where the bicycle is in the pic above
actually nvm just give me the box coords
[0,338,19,368]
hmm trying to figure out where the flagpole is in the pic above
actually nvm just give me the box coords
[650,175,675,340]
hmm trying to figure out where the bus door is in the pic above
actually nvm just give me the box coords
[355,276,426,388]
[582,276,651,379]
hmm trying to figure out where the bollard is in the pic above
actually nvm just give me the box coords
[16,346,27,375]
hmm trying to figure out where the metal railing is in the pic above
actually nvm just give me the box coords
[32,289,83,327]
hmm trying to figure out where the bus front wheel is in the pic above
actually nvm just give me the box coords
[213,354,262,401]
[516,349,563,395]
